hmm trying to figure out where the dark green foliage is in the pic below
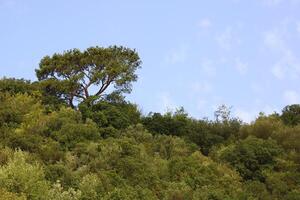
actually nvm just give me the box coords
[0,78,34,95]
[142,107,240,155]
[79,95,141,130]
[142,110,189,136]
[281,104,300,126]
[216,136,282,182]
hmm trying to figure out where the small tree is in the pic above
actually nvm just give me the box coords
[214,104,232,122]
[36,46,141,107]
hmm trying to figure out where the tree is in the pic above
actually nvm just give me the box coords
[281,104,300,126]
[36,46,142,107]
[216,136,282,182]
[0,78,34,95]
[214,104,232,123]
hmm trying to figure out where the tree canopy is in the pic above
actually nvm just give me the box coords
[281,104,300,126]
[36,46,141,107]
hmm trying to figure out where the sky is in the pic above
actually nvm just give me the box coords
[1,0,300,122]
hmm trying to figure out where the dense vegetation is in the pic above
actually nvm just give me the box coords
[0,46,299,200]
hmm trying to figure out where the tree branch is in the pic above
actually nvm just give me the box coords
[95,76,113,96]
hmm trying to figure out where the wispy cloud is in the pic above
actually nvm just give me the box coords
[263,29,300,80]
[200,59,217,77]
[190,81,213,93]
[260,0,282,6]
[0,0,16,7]
[234,108,257,123]
[271,64,285,79]
[263,30,285,50]
[216,27,241,50]
[283,90,300,104]
[164,45,188,64]
[259,0,300,6]
[157,93,177,113]
[234,105,278,123]
[196,99,208,112]
[235,58,248,75]
[297,22,300,33]
[197,18,212,29]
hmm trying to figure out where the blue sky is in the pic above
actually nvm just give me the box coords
[1,0,300,122]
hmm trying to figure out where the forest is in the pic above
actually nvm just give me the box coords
[0,46,299,200]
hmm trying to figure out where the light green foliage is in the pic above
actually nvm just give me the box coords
[240,113,300,169]
[0,188,26,200]
[239,114,282,139]
[79,174,103,200]
[68,127,245,199]
[102,187,139,200]
[0,150,49,200]
[14,106,100,151]
[48,181,81,200]
[0,93,41,127]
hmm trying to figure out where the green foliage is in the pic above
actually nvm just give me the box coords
[79,96,141,130]
[0,48,299,199]
[142,107,240,155]
[242,181,271,200]
[142,108,190,137]
[0,150,49,199]
[281,104,300,126]
[239,114,282,139]
[0,93,41,127]
[0,188,26,200]
[240,113,300,169]
[48,181,81,200]
[36,46,141,107]
[0,78,34,95]
[215,136,282,182]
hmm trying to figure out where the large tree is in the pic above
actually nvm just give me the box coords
[36,46,141,107]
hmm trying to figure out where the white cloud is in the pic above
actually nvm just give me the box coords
[196,99,207,112]
[0,0,16,7]
[272,53,300,80]
[271,63,285,79]
[260,0,282,6]
[164,45,188,64]
[251,83,264,94]
[263,105,279,114]
[235,58,248,75]
[297,22,300,33]
[263,31,285,50]
[190,81,213,93]
[263,30,300,79]
[234,105,279,123]
[234,108,257,123]
[200,59,217,77]
[216,27,240,50]
[198,18,212,29]
[283,90,300,104]
[157,93,177,113]
[259,0,300,6]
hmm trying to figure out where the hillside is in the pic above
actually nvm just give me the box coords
[0,47,299,200]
